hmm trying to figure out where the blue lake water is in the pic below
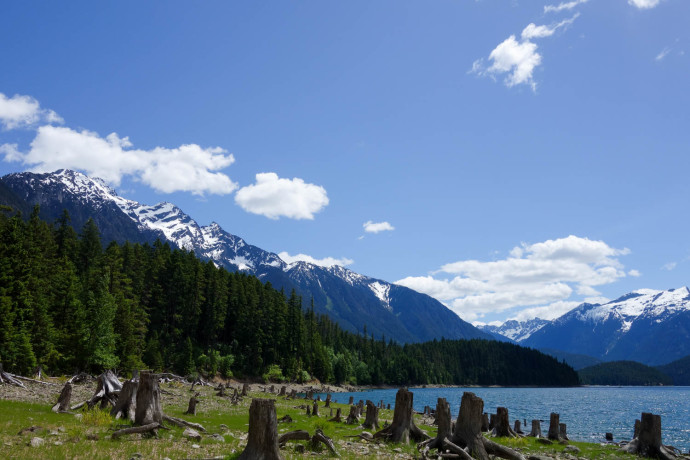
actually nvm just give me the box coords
[317,386,690,452]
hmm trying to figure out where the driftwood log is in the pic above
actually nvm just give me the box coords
[547,413,560,441]
[238,398,283,460]
[52,382,73,413]
[450,392,525,460]
[111,422,161,440]
[492,407,518,438]
[373,388,429,444]
[362,400,379,430]
[621,413,677,460]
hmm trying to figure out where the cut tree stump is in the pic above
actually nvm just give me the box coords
[373,388,429,444]
[312,401,319,417]
[450,392,525,460]
[514,420,523,435]
[184,393,199,415]
[135,371,162,426]
[329,408,342,423]
[306,405,312,416]
[362,400,379,430]
[621,412,677,460]
[111,379,137,421]
[348,396,354,405]
[279,385,286,396]
[547,413,560,441]
[52,382,73,413]
[559,423,568,441]
[345,405,359,425]
[241,383,249,397]
[634,419,641,439]
[481,413,490,432]
[238,398,283,460]
[426,397,452,451]
[492,407,518,438]
[528,420,542,437]
[325,394,331,408]
[88,370,122,409]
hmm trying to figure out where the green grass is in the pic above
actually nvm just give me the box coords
[0,384,643,459]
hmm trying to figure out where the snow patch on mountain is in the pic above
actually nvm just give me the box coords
[478,318,549,342]
[369,281,392,312]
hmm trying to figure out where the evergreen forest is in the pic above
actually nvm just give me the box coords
[0,206,579,387]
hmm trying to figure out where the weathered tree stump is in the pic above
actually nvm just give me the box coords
[135,371,162,426]
[238,398,283,460]
[348,396,354,405]
[279,385,286,396]
[312,401,319,417]
[329,407,342,423]
[362,400,379,430]
[492,407,518,438]
[450,392,525,460]
[88,370,122,409]
[547,413,560,441]
[325,394,331,408]
[426,397,452,451]
[52,382,73,413]
[306,405,312,416]
[305,389,313,400]
[634,419,641,439]
[514,420,523,435]
[111,379,137,421]
[373,388,428,444]
[528,420,542,438]
[621,413,677,460]
[345,405,359,424]
[241,383,249,397]
[559,423,568,441]
[184,393,199,415]
[387,403,391,410]
[481,413,490,432]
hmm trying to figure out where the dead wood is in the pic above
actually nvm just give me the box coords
[514,420,523,435]
[325,393,332,407]
[0,364,26,388]
[329,408,342,423]
[311,429,338,456]
[238,398,283,460]
[241,383,249,396]
[362,400,380,430]
[491,407,518,438]
[278,414,293,423]
[528,419,542,437]
[441,438,474,460]
[52,382,73,413]
[278,429,311,446]
[427,397,452,451]
[620,412,677,460]
[162,414,206,432]
[88,370,122,409]
[547,413,560,441]
[135,371,162,426]
[279,385,286,396]
[481,413,490,432]
[184,393,199,415]
[111,422,161,439]
[345,405,359,425]
[111,380,137,421]
[373,388,429,444]
[559,423,568,441]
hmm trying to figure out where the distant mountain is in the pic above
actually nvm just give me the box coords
[578,361,673,386]
[0,169,492,344]
[478,318,549,342]
[656,355,690,386]
[522,288,690,366]
[537,348,602,371]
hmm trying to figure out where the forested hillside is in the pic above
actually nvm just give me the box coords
[0,206,579,386]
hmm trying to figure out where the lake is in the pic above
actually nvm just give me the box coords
[316,386,690,452]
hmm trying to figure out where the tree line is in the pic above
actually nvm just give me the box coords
[0,206,579,386]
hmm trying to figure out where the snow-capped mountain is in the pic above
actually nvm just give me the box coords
[523,287,690,365]
[478,318,549,343]
[0,169,492,344]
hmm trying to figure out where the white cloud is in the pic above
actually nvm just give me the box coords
[0,143,23,162]
[7,125,237,195]
[363,221,395,234]
[662,262,677,271]
[471,14,579,91]
[628,0,660,9]
[278,251,353,268]
[628,269,641,277]
[396,235,634,322]
[656,47,671,61]
[512,300,581,322]
[235,172,328,220]
[544,0,588,13]
[0,93,62,130]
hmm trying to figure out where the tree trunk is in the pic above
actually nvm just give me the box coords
[528,420,542,437]
[111,422,161,439]
[111,379,137,421]
[52,382,73,413]
[450,392,525,460]
[362,400,380,430]
[184,394,199,415]
[374,388,429,444]
[427,397,452,451]
[634,419,641,439]
[621,413,677,460]
[492,407,518,438]
[238,398,283,460]
[135,371,162,426]
[547,413,560,441]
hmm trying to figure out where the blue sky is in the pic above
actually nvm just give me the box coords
[1,0,689,324]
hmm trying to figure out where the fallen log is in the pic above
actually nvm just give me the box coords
[278,429,311,446]
[162,414,206,432]
[111,422,161,440]
[0,364,26,388]
[310,429,337,456]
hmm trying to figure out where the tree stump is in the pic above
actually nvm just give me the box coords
[184,394,199,416]
[528,420,542,437]
[345,405,359,424]
[559,423,568,441]
[325,394,331,408]
[306,405,312,416]
[238,398,283,460]
[135,371,162,426]
[621,413,677,460]
[634,419,641,439]
[88,370,122,409]
[241,383,249,397]
[279,385,286,396]
[111,379,138,421]
[348,396,354,405]
[52,382,73,413]
[312,401,319,417]
[547,413,560,441]
[514,420,523,435]
[362,400,379,430]
[373,388,428,444]
[492,407,518,438]
[427,397,452,451]
[329,407,342,423]
[481,413,490,432]
[450,392,525,460]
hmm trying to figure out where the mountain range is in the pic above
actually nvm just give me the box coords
[479,288,690,366]
[0,169,491,345]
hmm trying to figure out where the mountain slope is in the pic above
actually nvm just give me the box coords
[478,318,549,342]
[578,361,673,386]
[656,355,690,386]
[0,169,492,344]
[523,288,690,365]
